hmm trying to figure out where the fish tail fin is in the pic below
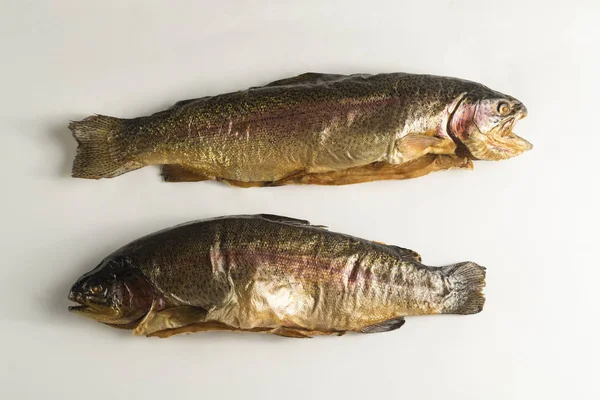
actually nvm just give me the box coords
[442,262,486,315]
[70,115,139,179]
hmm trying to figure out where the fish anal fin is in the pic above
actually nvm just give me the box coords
[162,165,211,182]
[218,178,270,188]
[358,317,406,334]
[271,327,346,338]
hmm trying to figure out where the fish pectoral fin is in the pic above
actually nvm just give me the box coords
[133,305,208,336]
[162,165,211,182]
[148,321,233,338]
[397,134,457,162]
[358,317,406,333]
[156,306,208,321]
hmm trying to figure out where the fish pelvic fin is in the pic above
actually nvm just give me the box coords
[70,115,140,179]
[442,262,486,315]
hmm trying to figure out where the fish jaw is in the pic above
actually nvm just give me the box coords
[68,291,122,323]
[464,108,532,161]
[68,303,120,323]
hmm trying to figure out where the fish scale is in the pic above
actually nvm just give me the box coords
[69,72,531,184]
[68,215,486,338]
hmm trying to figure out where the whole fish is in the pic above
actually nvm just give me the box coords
[68,214,486,338]
[70,72,531,186]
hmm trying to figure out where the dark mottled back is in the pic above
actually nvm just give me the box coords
[108,215,406,308]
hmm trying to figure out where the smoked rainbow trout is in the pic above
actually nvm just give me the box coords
[70,72,531,186]
[68,214,486,338]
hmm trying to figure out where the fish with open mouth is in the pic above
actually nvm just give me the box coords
[69,72,531,186]
[68,214,486,338]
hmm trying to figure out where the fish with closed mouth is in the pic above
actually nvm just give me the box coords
[68,214,486,338]
[69,72,531,186]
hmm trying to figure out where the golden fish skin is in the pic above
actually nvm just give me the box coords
[69,72,531,185]
[68,215,486,338]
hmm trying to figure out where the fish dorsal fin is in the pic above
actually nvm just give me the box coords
[171,74,364,108]
[388,245,422,262]
[260,73,349,88]
[255,214,328,230]
[168,96,211,110]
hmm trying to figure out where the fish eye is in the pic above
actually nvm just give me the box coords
[497,102,511,116]
[90,285,103,295]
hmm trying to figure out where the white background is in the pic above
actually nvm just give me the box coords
[1,1,597,399]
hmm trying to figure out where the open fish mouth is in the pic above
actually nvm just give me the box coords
[468,109,532,160]
[68,291,88,312]
[68,292,116,319]
[499,117,518,137]
[497,112,526,139]
[68,301,120,323]
[68,302,104,315]
[493,112,532,149]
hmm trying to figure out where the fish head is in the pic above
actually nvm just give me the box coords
[68,257,154,326]
[449,89,531,160]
